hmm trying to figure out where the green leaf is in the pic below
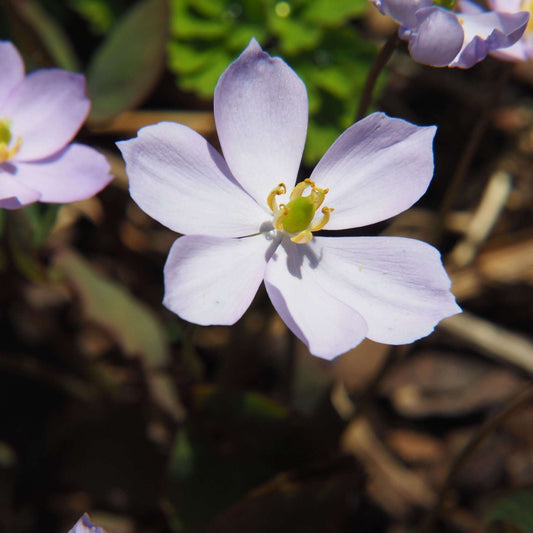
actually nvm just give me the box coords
[237,0,267,22]
[87,0,169,123]
[8,0,81,71]
[167,42,214,76]
[67,0,116,35]
[173,47,232,98]
[167,0,382,164]
[194,386,289,422]
[268,14,322,55]
[4,210,44,280]
[304,119,343,166]
[170,429,195,480]
[185,0,226,18]
[55,249,169,367]
[225,24,266,51]
[171,0,230,40]
[310,65,353,99]
[54,249,185,420]
[302,0,368,25]
[297,27,383,163]
[486,491,533,533]
[23,203,61,248]
[168,387,297,531]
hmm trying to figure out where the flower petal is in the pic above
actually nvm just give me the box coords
[264,239,368,359]
[0,167,40,209]
[306,236,461,345]
[373,0,432,26]
[69,513,107,533]
[460,0,532,63]
[451,10,530,68]
[0,41,25,104]
[214,38,308,207]
[1,70,89,160]
[485,0,533,62]
[311,113,436,230]
[487,0,525,12]
[490,37,533,62]
[458,0,484,14]
[117,122,269,237]
[405,7,465,67]
[163,233,278,326]
[14,143,112,203]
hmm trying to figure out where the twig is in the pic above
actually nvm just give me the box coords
[439,311,533,375]
[0,353,97,401]
[449,169,512,267]
[332,345,406,420]
[419,384,533,532]
[350,344,406,416]
[449,228,533,301]
[89,110,215,137]
[434,63,512,243]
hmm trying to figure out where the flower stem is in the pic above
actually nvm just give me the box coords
[419,383,533,532]
[356,30,399,121]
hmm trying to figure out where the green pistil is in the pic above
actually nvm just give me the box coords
[281,196,315,233]
[0,119,12,145]
[433,0,456,9]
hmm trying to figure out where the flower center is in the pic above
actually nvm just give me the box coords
[267,178,333,244]
[0,118,22,164]
[433,0,456,9]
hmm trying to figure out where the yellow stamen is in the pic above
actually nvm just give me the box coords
[289,178,329,208]
[309,185,327,210]
[266,178,333,244]
[273,204,288,231]
[310,206,334,232]
[0,118,22,163]
[289,179,311,201]
[290,229,313,244]
[267,183,286,212]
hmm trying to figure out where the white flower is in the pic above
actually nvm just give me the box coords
[118,39,460,359]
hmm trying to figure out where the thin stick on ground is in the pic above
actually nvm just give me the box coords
[419,384,533,532]
[434,63,512,244]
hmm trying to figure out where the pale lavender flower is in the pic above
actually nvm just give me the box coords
[461,0,533,61]
[0,41,112,209]
[118,39,460,360]
[68,513,107,533]
[371,0,529,68]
